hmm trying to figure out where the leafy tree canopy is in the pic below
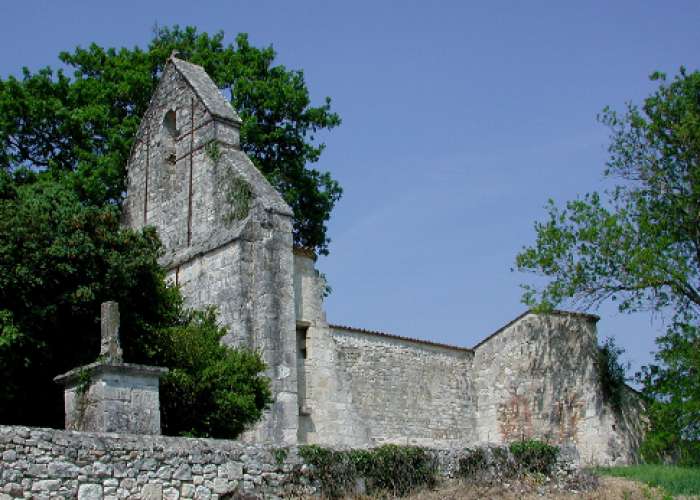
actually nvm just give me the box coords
[0,25,341,254]
[0,176,271,436]
[516,68,700,319]
[516,68,700,464]
[639,321,700,465]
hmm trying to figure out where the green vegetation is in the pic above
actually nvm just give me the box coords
[0,24,334,436]
[298,440,561,498]
[0,25,341,255]
[0,178,176,426]
[148,308,272,438]
[516,68,700,464]
[598,464,700,497]
[597,337,631,413]
[639,321,700,466]
[509,439,559,475]
[457,440,560,483]
[298,444,438,498]
[272,447,288,465]
[204,140,221,163]
[0,176,271,437]
[224,175,252,223]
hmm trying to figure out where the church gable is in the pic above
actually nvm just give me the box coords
[169,57,241,124]
[123,55,291,267]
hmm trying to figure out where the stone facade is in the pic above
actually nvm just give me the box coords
[294,253,644,464]
[123,55,297,446]
[122,56,644,465]
[470,312,644,465]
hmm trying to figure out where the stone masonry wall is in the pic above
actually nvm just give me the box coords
[123,57,298,445]
[472,312,644,465]
[294,253,643,463]
[0,426,315,500]
[59,365,165,435]
[0,426,484,499]
[325,327,475,448]
[294,253,475,448]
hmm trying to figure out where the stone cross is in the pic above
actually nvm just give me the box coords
[100,301,123,363]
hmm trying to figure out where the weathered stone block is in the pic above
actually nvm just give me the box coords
[218,462,242,479]
[142,483,163,500]
[180,483,195,498]
[32,479,60,491]
[55,363,167,435]
[172,464,192,480]
[47,461,78,478]
[163,486,180,500]
[77,483,102,500]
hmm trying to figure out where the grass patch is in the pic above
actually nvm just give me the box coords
[598,464,700,496]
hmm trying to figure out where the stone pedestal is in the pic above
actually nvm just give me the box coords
[54,362,168,435]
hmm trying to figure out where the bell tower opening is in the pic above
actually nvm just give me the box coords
[161,110,177,165]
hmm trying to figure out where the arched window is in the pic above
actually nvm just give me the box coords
[161,110,177,164]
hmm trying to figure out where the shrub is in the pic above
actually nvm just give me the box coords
[298,445,357,498]
[363,445,437,496]
[458,447,491,482]
[299,444,437,498]
[509,439,559,475]
[149,308,273,438]
[457,441,559,484]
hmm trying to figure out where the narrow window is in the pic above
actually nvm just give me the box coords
[161,110,177,164]
[297,327,308,411]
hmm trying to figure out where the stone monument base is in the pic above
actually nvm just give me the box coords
[54,362,168,435]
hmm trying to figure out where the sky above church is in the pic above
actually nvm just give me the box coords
[2,1,699,377]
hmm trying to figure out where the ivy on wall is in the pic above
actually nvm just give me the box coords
[223,175,252,224]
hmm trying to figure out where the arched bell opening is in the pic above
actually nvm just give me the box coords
[161,110,177,165]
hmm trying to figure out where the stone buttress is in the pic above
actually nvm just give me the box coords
[123,55,298,444]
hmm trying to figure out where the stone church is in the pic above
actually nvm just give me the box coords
[123,54,643,465]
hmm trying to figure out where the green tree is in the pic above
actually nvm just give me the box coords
[0,25,341,255]
[149,308,272,438]
[0,177,271,436]
[515,68,700,463]
[638,322,700,465]
[0,177,178,425]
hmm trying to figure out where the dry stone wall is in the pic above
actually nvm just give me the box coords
[0,426,488,499]
[0,426,315,500]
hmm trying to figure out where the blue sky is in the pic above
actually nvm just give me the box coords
[2,1,699,375]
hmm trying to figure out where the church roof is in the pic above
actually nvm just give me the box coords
[330,324,473,353]
[170,56,242,124]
